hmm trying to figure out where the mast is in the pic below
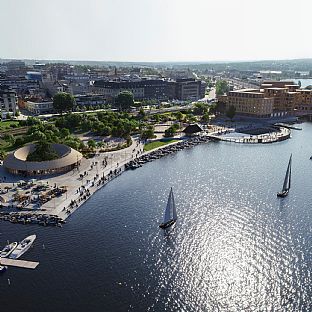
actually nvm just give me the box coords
[172,189,177,221]
[288,156,292,190]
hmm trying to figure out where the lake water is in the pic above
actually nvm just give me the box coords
[293,78,312,88]
[1,123,312,311]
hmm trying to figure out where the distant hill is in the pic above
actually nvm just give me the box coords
[1,57,312,72]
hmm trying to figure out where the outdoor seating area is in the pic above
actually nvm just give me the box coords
[0,180,68,210]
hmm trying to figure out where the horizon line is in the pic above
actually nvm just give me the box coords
[1,56,312,65]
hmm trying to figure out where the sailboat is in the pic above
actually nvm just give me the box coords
[159,188,177,229]
[277,154,292,198]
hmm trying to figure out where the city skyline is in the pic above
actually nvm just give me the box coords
[1,0,312,62]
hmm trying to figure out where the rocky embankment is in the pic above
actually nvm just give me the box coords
[126,136,211,170]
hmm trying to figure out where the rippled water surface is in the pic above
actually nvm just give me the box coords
[1,123,312,311]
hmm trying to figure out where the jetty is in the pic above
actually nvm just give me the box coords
[0,258,39,269]
[275,123,302,130]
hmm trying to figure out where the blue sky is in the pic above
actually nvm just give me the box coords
[1,0,311,62]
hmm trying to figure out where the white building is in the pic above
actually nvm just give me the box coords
[25,100,54,115]
[0,86,18,118]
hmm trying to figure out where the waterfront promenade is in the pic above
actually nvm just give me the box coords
[0,138,144,221]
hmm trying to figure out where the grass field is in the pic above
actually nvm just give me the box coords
[143,139,178,152]
[0,120,20,130]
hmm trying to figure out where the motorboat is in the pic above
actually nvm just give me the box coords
[0,242,18,258]
[9,235,36,259]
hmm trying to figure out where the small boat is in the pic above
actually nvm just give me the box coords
[9,235,36,259]
[159,188,177,229]
[0,265,7,273]
[0,242,18,258]
[310,156,312,160]
[277,154,292,198]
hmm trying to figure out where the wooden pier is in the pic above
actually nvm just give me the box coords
[0,258,39,269]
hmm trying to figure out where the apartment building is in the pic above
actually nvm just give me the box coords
[0,85,18,117]
[295,89,312,115]
[226,89,274,117]
[224,81,306,118]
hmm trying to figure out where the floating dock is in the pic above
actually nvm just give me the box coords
[0,258,39,269]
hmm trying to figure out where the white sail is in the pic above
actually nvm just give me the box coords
[282,155,292,191]
[163,188,173,224]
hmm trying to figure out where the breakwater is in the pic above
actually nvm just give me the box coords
[125,136,211,170]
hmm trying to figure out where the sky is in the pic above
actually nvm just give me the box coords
[0,0,311,63]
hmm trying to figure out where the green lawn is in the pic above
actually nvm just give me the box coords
[0,120,20,130]
[144,139,178,152]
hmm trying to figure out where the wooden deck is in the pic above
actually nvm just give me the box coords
[0,258,39,269]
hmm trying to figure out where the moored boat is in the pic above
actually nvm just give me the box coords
[159,188,177,229]
[9,235,36,259]
[0,242,18,258]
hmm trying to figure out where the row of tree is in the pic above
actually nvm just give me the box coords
[52,91,135,113]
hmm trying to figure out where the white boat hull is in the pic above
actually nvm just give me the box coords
[9,235,36,260]
[0,242,18,258]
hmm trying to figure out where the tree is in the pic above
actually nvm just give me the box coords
[31,130,47,142]
[216,80,229,96]
[27,141,59,161]
[0,150,7,160]
[115,91,134,111]
[87,139,97,150]
[141,126,155,139]
[138,107,145,119]
[60,128,70,138]
[201,112,210,123]
[226,105,236,121]
[193,103,208,115]
[53,92,75,113]
[101,126,111,136]
[4,133,15,144]
[15,137,24,147]
[164,125,178,137]
[174,111,184,121]
[152,114,160,122]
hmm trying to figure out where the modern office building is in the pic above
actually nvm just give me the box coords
[92,78,205,101]
[175,78,206,101]
[74,94,106,107]
[25,100,54,115]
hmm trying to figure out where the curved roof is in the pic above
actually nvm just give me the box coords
[4,143,82,171]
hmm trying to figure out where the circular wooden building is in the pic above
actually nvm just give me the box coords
[4,143,82,176]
